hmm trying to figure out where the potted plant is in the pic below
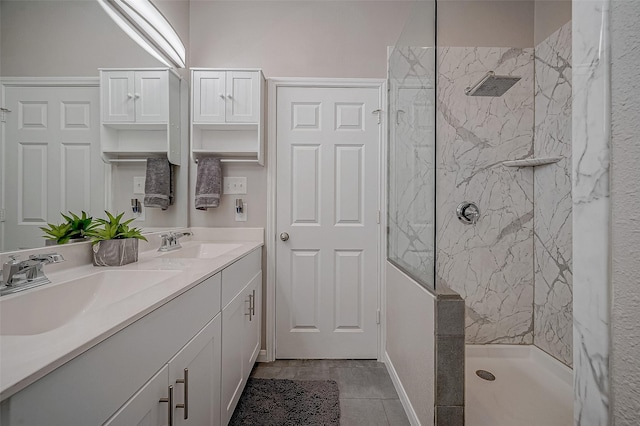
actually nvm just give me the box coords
[41,211,97,245]
[88,211,147,267]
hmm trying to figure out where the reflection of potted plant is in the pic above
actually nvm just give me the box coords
[88,211,147,267]
[41,211,97,245]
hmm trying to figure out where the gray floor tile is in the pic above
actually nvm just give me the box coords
[382,399,411,426]
[335,367,399,399]
[340,399,389,426]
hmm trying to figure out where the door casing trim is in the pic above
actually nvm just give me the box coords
[265,77,388,362]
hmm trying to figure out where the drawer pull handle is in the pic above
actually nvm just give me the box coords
[251,289,256,316]
[176,368,189,419]
[159,385,174,426]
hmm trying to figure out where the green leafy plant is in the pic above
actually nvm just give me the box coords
[88,211,148,243]
[40,222,73,244]
[40,211,96,244]
[61,211,98,238]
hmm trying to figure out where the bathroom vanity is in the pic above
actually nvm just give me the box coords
[0,229,263,426]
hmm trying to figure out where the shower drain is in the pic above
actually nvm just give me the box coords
[475,370,496,381]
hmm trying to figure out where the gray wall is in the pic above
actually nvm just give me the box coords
[534,0,571,45]
[611,0,640,423]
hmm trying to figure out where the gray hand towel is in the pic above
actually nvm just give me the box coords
[195,157,222,210]
[144,158,172,210]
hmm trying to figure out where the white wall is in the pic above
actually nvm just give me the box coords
[611,0,640,423]
[437,0,534,47]
[385,262,436,425]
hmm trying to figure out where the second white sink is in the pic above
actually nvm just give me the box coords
[0,270,180,336]
[160,243,242,259]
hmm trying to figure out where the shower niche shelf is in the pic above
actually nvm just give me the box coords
[502,157,562,168]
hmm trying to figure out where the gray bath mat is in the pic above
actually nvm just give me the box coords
[229,378,340,425]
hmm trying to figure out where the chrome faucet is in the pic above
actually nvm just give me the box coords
[0,253,65,296]
[158,231,192,252]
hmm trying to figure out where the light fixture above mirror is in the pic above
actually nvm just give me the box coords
[97,0,186,68]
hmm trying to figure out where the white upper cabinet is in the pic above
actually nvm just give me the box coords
[101,70,169,123]
[190,69,265,165]
[99,68,182,164]
[193,70,259,124]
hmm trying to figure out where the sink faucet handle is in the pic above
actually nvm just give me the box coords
[28,253,65,264]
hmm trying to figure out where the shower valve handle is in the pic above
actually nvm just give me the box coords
[457,202,480,225]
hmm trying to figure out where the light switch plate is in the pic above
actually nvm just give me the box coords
[224,177,247,195]
[133,177,146,194]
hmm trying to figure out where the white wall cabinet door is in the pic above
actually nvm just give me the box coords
[169,315,222,426]
[104,365,170,426]
[135,70,168,123]
[225,71,259,123]
[221,287,250,425]
[192,70,226,123]
[101,70,135,122]
[101,70,168,123]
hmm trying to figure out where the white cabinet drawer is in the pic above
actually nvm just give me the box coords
[221,248,261,308]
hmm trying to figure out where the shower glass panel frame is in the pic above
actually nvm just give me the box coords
[387,0,437,290]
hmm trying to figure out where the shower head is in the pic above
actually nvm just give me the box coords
[464,71,521,97]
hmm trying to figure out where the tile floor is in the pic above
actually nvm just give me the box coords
[250,360,411,426]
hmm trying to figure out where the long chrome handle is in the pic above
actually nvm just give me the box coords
[245,294,253,321]
[251,289,256,316]
[159,385,174,426]
[175,368,189,419]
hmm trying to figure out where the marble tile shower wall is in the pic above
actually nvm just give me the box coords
[435,47,535,344]
[533,22,573,367]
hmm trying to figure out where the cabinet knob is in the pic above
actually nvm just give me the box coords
[134,93,140,99]
[127,93,133,99]
[227,94,233,99]
[219,93,225,99]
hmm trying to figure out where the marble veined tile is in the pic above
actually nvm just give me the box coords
[533,21,573,367]
[572,0,611,424]
[435,47,535,344]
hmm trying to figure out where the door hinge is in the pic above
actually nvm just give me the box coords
[0,107,10,123]
[376,309,381,325]
[377,210,381,224]
[0,209,5,222]
[372,109,382,124]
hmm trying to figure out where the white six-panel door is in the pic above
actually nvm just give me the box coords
[275,85,381,359]
[3,85,104,250]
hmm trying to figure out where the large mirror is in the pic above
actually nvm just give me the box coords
[0,0,190,252]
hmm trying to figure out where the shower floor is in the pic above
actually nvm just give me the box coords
[465,345,573,426]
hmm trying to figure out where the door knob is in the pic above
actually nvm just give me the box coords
[280,232,289,242]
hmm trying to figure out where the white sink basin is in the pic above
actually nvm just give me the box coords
[0,270,179,336]
[160,243,242,259]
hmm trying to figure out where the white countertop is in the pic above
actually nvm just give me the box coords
[0,229,263,400]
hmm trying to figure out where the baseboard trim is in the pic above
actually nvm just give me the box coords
[384,351,421,426]
[256,349,268,363]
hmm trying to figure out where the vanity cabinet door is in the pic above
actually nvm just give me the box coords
[169,314,222,426]
[221,285,251,425]
[135,70,169,123]
[244,271,262,373]
[104,365,170,426]
[193,70,226,123]
[101,70,135,122]
[225,71,259,123]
